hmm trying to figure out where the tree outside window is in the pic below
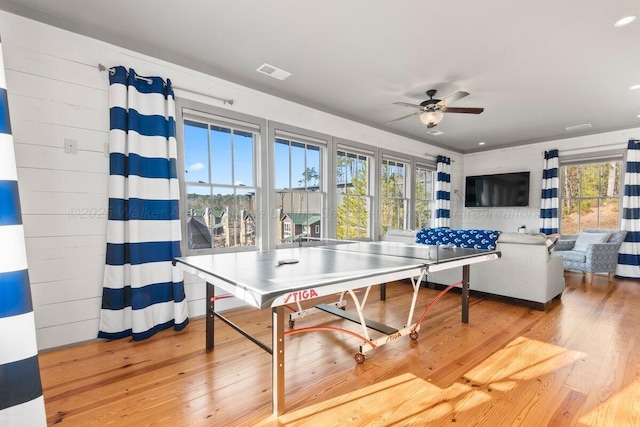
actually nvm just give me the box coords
[381,158,408,235]
[415,165,434,229]
[561,161,621,234]
[336,150,371,239]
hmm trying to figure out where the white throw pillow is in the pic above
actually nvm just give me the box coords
[572,232,611,252]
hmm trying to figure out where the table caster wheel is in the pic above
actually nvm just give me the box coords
[289,319,295,328]
[409,330,419,340]
[354,353,365,364]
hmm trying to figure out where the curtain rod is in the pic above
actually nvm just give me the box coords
[423,153,455,163]
[97,64,234,105]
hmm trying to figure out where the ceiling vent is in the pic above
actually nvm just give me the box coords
[256,63,291,80]
[565,123,592,131]
[426,129,445,136]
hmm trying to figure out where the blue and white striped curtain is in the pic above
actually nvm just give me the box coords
[98,66,188,341]
[616,140,640,280]
[0,36,47,426]
[539,149,559,235]
[434,155,451,228]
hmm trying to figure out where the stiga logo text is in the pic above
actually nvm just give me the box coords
[284,289,318,303]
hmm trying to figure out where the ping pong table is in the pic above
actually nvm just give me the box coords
[173,240,500,416]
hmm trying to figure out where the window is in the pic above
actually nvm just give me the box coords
[561,160,621,234]
[336,149,372,239]
[183,117,258,251]
[380,157,409,235]
[275,136,324,245]
[415,164,434,229]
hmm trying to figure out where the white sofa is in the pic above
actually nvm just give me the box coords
[383,229,566,310]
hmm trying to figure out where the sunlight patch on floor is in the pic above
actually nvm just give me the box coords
[463,336,586,392]
[579,378,640,426]
[255,337,585,425]
[270,373,488,426]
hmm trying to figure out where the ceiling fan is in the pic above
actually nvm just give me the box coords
[386,89,484,128]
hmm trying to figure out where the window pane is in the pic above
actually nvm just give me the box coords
[599,162,620,198]
[275,139,290,189]
[415,200,431,230]
[290,141,306,189]
[210,186,232,248]
[337,194,370,239]
[183,121,209,184]
[186,185,212,250]
[579,164,599,198]
[210,126,232,185]
[234,131,254,186]
[274,137,325,246]
[600,197,619,229]
[560,160,621,233]
[578,198,599,229]
[381,198,405,235]
[229,187,257,247]
[306,145,321,190]
[337,150,370,239]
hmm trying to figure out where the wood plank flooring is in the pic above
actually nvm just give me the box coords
[38,272,640,426]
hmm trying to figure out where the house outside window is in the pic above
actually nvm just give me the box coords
[380,157,409,235]
[415,164,434,229]
[275,135,325,245]
[182,114,258,251]
[336,149,372,239]
[560,160,622,234]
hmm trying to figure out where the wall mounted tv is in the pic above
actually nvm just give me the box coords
[465,172,530,207]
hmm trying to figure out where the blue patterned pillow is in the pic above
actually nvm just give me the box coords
[415,227,500,250]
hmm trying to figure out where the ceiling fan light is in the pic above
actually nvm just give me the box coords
[420,111,444,126]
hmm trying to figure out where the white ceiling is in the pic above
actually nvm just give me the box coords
[1,0,639,153]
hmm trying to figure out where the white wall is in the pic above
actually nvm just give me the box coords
[460,130,639,233]
[0,11,462,350]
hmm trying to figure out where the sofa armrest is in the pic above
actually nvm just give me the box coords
[555,239,576,251]
[585,243,620,271]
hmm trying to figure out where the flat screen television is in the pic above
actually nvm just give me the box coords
[465,172,530,207]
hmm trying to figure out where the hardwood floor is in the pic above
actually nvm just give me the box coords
[39,273,640,426]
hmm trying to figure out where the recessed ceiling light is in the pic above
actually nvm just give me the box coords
[614,16,636,27]
[478,142,485,146]
[631,84,640,90]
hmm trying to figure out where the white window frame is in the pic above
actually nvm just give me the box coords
[269,122,330,248]
[414,161,436,230]
[176,99,267,254]
[379,152,411,236]
[559,151,624,234]
[335,140,375,240]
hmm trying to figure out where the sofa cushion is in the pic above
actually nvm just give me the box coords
[416,227,500,250]
[573,231,611,252]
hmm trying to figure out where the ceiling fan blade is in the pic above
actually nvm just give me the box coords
[385,112,419,124]
[393,101,424,110]
[436,91,469,107]
[441,106,484,114]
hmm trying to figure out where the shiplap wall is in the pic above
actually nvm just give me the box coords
[0,11,463,350]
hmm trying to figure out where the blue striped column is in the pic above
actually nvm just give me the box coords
[0,36,47,426]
